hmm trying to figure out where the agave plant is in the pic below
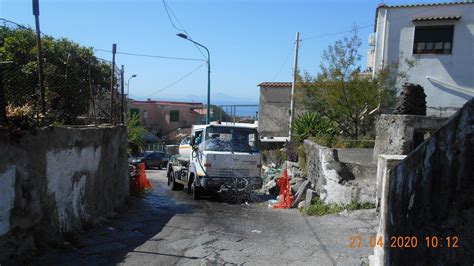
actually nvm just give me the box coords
[292,112,335,142]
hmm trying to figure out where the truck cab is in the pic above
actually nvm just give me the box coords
[168,123,263,199]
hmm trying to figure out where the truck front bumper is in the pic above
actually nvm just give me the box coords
[198,176,263,191]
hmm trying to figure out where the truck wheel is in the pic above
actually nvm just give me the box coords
[192,184,200,200]
[187,176,194,194]
[171,172,179,191]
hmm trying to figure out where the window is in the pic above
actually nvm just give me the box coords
[180,136,191,146]
[413,26,454,54]
[203,127,259,152]
[170,110,179,122]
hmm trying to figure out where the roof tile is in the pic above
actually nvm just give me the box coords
[383,1,473,8]
[257,82,292,87]
[412,15,462,21]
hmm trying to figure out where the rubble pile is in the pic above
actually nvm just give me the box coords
[261,161,313,208]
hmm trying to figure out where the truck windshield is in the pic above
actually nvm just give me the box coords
[203,127,258,153]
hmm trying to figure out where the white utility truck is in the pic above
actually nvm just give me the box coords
[166,122,263,200]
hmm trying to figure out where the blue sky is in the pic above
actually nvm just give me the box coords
[2,0,438,104]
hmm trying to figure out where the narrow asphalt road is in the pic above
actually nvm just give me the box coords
[37,170,377,265]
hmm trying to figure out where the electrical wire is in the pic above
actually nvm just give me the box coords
[0,18,203,63]
[272,46,293,81]
[0,18,31,30]
[162,0,208,60]
[93,48,204,62]
[302,24,373,41]
[301,6,444,42]
[147,62,206,97]
[162,0,185,32]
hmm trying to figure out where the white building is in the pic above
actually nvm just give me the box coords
[367,1,474,116]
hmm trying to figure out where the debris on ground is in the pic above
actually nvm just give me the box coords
[291,180,310,208]
[262,160,313,209]
[304,189,317,209]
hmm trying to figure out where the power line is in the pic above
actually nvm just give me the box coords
[272,45,294,81]
[0,18,31,30]
[93,48,204,62]
[301,6,443,42]
[302,24,373,41]
[162,0,185,32]
[147,62,206,97]
[1,18,202,63]
[162,0,207,60]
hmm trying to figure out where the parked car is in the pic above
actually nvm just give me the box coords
[135,151,169,170]
[128,152,142,165]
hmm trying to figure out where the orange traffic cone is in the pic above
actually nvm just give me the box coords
[272,169,293,209]
[130,163,152,194]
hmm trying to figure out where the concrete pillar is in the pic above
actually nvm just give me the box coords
[375,154,407,211]
[371,154,406,266]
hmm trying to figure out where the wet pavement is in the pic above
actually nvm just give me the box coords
[36,170,378,265]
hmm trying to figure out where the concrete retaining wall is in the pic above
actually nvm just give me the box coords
[304,140,377,204]
[373,114,447,161]
[374,154,406,212]
[370,99,474,265]
[0,126,129,261]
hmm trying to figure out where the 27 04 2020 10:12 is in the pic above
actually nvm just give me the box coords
[348,235,459,249]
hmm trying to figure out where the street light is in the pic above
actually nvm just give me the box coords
[127,74,137,97]
[176,33,211,124]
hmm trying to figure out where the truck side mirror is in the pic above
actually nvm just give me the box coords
[190,137,195,146]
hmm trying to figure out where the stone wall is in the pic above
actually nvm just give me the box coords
[373,114,447,161]
[0,126,129,261]
[371,99,474,265]
[304,140,377,204]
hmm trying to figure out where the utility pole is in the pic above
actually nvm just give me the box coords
[120,65,125,124]
[0,37,6,125]
[207,55,211,124]
[110,43,116,124]
[32,0,46,114]
[288,32,300,141]
[88,56,96,124]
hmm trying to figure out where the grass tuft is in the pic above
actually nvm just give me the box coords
[304,197,375,216]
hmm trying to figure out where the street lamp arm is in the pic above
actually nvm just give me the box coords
[176,33,211,124]
[185,39,211,124]
[187,39,210,62]
[126,74,137,97]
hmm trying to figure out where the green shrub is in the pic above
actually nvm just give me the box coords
[304,197,375,216]
[310,135,337,148]
[274,148,287,166]
[332,139,375,148]
[292,112,336,143]
[305,197,344,216]
[310,136,375,149]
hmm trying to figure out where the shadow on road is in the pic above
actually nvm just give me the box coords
[35,170,198,265]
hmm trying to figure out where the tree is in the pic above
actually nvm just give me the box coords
[0,25,113,125]
[299,28,411,139]
[126,113,146,153]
